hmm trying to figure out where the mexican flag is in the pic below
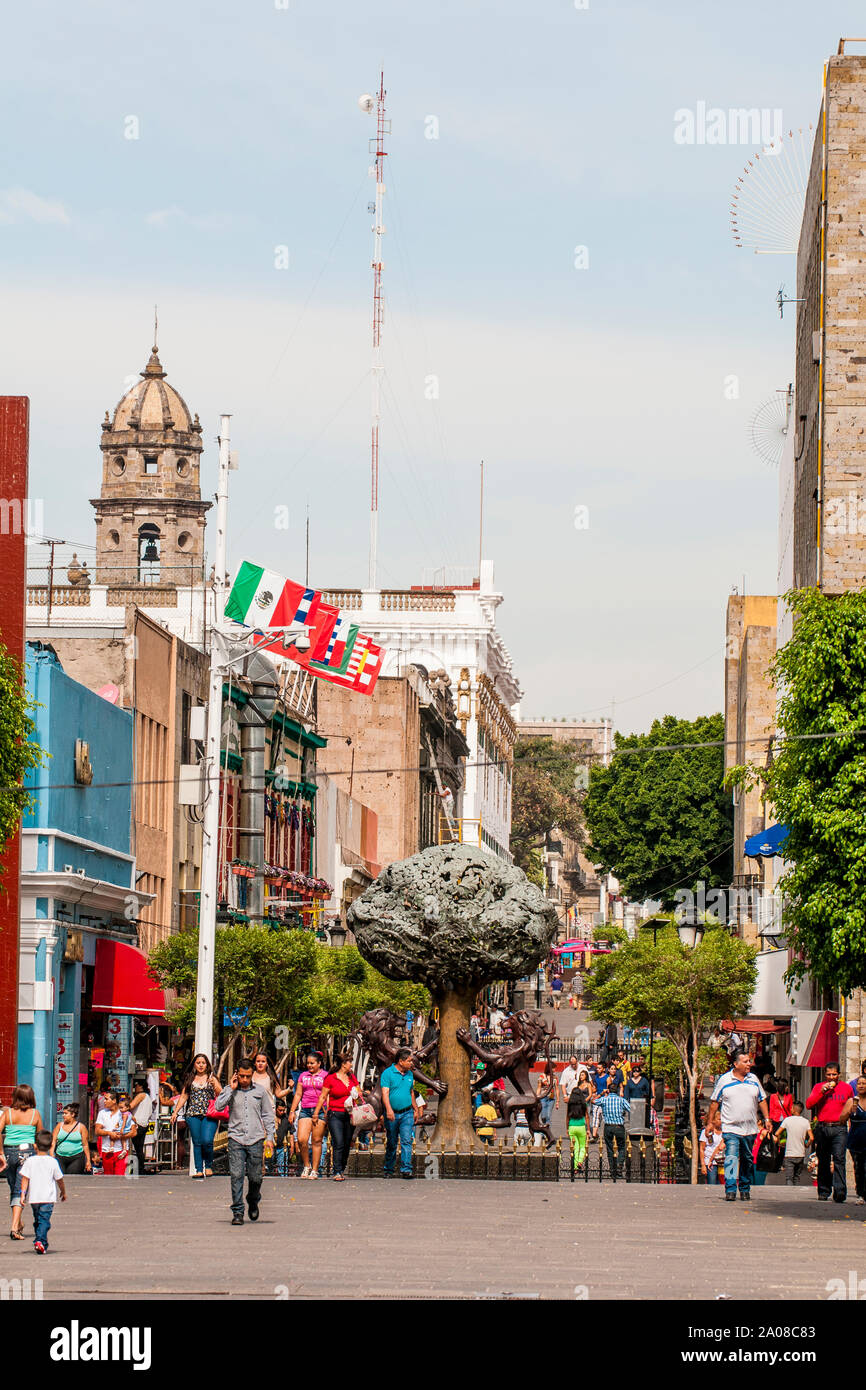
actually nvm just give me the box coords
[225,562,289,627]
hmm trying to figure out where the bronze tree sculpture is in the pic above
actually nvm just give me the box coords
[459,1010,557,1147]
[348,844,557,1148]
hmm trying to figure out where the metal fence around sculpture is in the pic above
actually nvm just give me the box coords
[476,1036,649,1065]
[210,1126,690,1183]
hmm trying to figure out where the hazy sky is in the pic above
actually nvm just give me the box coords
[1,1,857,731]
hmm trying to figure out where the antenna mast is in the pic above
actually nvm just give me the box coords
[368,71,389,590]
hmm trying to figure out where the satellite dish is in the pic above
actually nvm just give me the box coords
[358,94,375,114]
[97,683,120,704]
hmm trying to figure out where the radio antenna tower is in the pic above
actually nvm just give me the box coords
[359,73,390,590]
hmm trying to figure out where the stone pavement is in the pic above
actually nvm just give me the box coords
[3,1173,863,1301]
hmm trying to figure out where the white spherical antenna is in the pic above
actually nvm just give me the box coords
[358,94,375,115]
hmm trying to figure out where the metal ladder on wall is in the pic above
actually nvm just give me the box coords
[423,728,458,842]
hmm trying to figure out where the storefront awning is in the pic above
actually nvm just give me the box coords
[722,1018,791,1035]
[92,939,169,1019]
[744,822,789,858]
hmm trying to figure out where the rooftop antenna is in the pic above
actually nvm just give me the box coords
[359,72,390,590]
[730,125,813,254]
[153,303,158,348]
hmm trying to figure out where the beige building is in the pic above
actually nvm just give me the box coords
[723,595,777,944]
[515,716,613,928]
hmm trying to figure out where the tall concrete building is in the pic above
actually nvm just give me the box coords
[723,595,777,943]
[776,41,866,1075]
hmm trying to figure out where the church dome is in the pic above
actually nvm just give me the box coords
[109,346,197,434]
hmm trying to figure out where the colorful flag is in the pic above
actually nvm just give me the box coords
[307,601,340,662]
[308,617,358,675]
[225,561,288,627]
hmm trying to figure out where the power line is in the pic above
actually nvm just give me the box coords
[7,725,866,797]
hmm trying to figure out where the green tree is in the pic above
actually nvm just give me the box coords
[148,924,320,1072]
[586,927,757,1182]
[510,736,584,873]
[593,923,629,946]
[729,588,866,995]
[0,643,45,882]
[583,714,733,906]
[148,929,429,1075]
[650,1038,728,1100]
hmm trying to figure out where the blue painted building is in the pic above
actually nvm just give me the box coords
[19,645,153,1122]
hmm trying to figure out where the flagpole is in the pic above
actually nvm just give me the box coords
[368,70,387,592]
[194,414,232,1065]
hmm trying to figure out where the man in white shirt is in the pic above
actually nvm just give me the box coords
[776,1102,813,1187]
[707,1052,772,1203]
[559,1056,581,1100]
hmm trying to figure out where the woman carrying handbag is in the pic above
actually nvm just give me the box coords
[0,1085,43,1238]
[313,1051,363,1181]
[172,1054,222,1178]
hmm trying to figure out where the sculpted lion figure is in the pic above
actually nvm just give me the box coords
[458,1010,557,1147]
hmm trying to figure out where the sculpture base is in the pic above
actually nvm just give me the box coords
[345,1145,560,1181]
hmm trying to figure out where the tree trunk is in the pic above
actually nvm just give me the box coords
[687,1066,699,1185]
[430,986,478,1149]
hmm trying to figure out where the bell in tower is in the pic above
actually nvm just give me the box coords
[91,342,211,591]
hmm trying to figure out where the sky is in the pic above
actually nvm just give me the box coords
[0,0,859,733]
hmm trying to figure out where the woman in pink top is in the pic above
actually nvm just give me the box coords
[288,1052,326,1179]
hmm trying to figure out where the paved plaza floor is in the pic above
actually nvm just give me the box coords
[2,1173,863,1301]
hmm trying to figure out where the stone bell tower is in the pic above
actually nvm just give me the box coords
[91,343,210,591]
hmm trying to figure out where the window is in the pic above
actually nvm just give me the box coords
[143,455,158,475]
[138,524,161,583]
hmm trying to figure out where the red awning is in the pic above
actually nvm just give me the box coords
[92,939,168,1019]
[722,1019,791,1035]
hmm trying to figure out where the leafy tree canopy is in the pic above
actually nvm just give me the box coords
[586,926,756,1181]
[148,927,429,1058]
[583,714,732,906]
[731,588,866,994]
[0,643,46,879]
[510,735,584,873]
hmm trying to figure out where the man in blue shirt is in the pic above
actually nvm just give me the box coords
[380,1048,423,1179]
[599,1089,631,1176]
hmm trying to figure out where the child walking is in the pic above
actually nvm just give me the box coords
[19,1130,66,1253]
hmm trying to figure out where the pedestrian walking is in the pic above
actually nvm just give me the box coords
[549,975,564,1011]
[215,1058,275,1225]
[251,1051,281,1096]
[288,1052,327,1180]
[0,1085,43,1239]
[19,1131,66,1255]
[847,1058,866,1094]
[847,1078,866,1204]
[559,1055,581,1100]
[699,1113,724,1187]
[272,1099,296,1175]
[313,1050,361,1181]
[768,1078,794,1131]
[599,1021,618,1066]
[624,1059,652,1128]
[707,1052,772,1202]
[127,1080,153,1175]
[776,1102,813,1187]
[172,1053,222,1179]
[513,1107,531,1147]
[567,1075,591,1170]
[381,1047,424,1178]
[589,1063,607,1143]
[806,1064,855,1203]
[50,1104,91,1176]
[94,1091,127,1176]
[598,1086,631,1176]
[571,969,585,1009]
[534,1062,559,1147]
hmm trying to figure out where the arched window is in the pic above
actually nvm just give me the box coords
[138,524,161,584]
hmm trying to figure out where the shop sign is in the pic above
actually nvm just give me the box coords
[55,1014,75,1115]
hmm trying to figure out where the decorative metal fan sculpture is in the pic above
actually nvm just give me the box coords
[748,390,791,468]
[730,126,814,254]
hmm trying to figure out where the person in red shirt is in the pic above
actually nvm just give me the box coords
[805,1064,855,1202]
[313,1051,361,1182]
[768,1078,795,1131]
